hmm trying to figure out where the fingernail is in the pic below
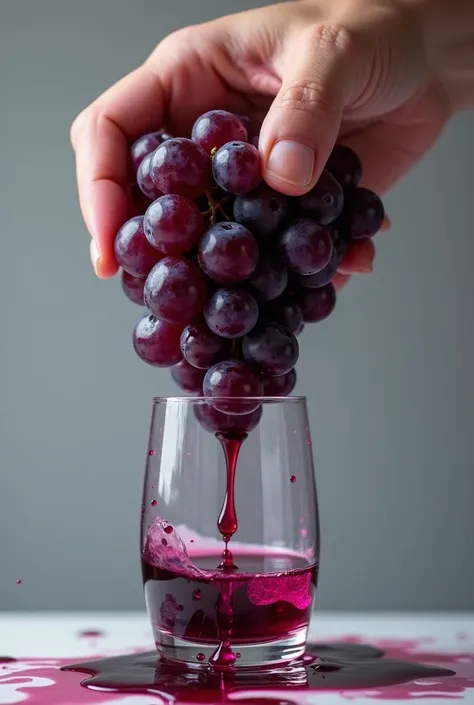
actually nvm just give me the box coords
[266,140,315,187]
[90,239,100,274]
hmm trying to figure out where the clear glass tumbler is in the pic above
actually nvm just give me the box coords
[141,396,319,669]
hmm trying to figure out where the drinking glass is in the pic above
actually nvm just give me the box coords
[141,396,319,668]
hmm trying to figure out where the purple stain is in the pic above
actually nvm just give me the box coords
[290,475,296,483]
[151,500,158,507]
[16,579,22,585]
[196,652,205,662]
[152,484,156,489]
[148,450,156,457]
[164,525,174,535]
[161,539,168,546]
[78,630,104,639]
[192,589,202,601]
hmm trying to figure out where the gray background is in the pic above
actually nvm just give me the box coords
[1,0,473,612]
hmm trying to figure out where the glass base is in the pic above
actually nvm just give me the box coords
[155,627,308,668]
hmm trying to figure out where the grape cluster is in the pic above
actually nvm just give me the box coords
[116,110,385,432]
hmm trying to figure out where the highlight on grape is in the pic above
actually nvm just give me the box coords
[119,110,385,428]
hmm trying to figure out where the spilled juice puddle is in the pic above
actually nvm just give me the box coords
[0,638,472,703]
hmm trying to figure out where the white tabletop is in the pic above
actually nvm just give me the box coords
[0,612,473,704]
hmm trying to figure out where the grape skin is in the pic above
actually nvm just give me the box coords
[279,218,333,275]
[144,257,207,325]
[296,169,344,226]
[133,315,183,367]
[263,296,303,334]
[242,322,299,377]
[170,359,205,393]
[192,110,248,153]
[294,249,339,288]
[233,183,288,239]
[114,216,162,277]
[204,288,259,339]
[180,317,231,370]
[326,145,362,189]
[246,253,288,302]
[346,187,385,239]
[203,360,263,414]
[137,154,163,200]
[212,141,262,195]
[198,222,259,284]
[144,195,204,256]
[121,271,145,305]
[130,132,164,171]
[297,283,336,323]
[262,369,297,397]
[194,403,262,434]
[150,138,211,199]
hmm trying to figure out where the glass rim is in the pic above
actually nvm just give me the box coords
[152,395,306,404]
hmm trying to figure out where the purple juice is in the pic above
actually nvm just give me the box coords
[142,547,318,657]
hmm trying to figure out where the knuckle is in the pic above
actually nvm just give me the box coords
[304,22,355,57]
[279,78,338,116]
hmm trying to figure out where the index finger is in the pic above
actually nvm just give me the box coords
[71,66,167,278]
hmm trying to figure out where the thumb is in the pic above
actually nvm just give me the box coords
[260,23,359,195]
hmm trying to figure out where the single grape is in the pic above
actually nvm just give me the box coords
[198,221,258,284]
[326,145,362,189]
[133,315,183,367]
[295,169,344,225]
[246,253,288,302]
[278,218,333,275]
[204,288,258,339]
[130,184,152,217]
[180,317,231,369]
[121,270,145,305]
[150,138,211,199]
[114,216,162,277]
[170,359,205,393]
[263,295,303,334]
[212,141,262,195]
[137,154,163,200]
[346,187,385,239]
[295,249,339,288]
[233,183,288,239]
[192,110,248,153]
[262,369,297,397]
[144,257,207,325]
[203,360,263,414]
[242,322,299,377]
[194,403,262,434]
[297,283,336,323]
[130,132,163,171]
[144,195,204,256]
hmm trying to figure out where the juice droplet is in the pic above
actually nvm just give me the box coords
[148,450,156,456]
[151,499,157,507]
[164,525,173,534]
[192,589,202,601]
[151,484,156,489]
[290,475,296,483]
[300,528,308,538]
[190,539,194,543]
[196,652,205,662]
[236,652,241,659]
[16,579,22,585]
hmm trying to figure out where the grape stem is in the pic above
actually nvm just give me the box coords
[203,189,231,224]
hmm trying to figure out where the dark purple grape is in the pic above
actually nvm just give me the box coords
[198,222,258,284]
[144,257,206,325]
[279,219,333,275]
[297,283,336,323]
[121,270,145,305]
[295,249,339,288]
[212,141,262,195]
[242,323,299,377]
[114,216,162,277]
[295,323,305,336]
[180,317,231,369]
[137,154,163,200]
[130,132,164,171]
[150,138,211,199]
[170,359,205,393]
[133,315,183,367]
[204,288,258,339]
[194,403,262,434]
[203,360,263,414]
[144,195,204,256]
[262,369,297,397]
[233,183,288,239]
[192,110,248,153]
[247,254,288,302]
[263,296,303,334]
[326,145,362,189]
[346,187,385,239]
[295,169,344,225]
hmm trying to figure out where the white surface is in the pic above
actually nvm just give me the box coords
[0,612,473,704]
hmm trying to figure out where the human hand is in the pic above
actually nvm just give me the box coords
[71,0,450,284]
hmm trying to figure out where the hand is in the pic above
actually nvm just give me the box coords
[71,0,450,285]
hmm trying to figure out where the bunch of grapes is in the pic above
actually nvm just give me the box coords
[116,110,385,432]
